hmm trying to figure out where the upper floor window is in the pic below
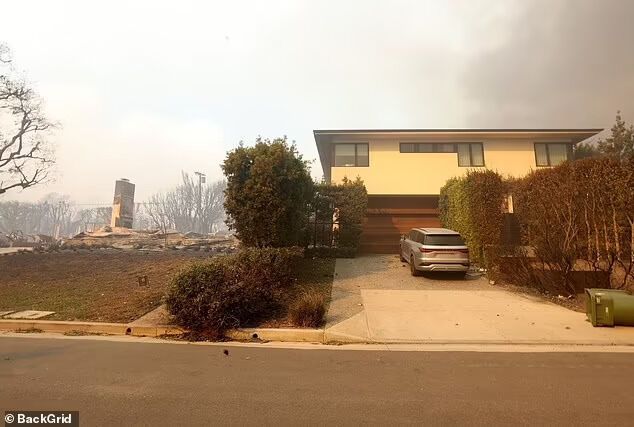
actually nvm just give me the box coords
[333,143,369,167]
[457,143,484,167]
[400,142,485,167]
[400,143,455,153]
[534,143,572,166]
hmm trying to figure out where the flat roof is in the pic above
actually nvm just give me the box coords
[313,128,604,183]
[314,128,603,135]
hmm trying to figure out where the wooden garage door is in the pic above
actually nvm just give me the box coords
[359,196,441,254]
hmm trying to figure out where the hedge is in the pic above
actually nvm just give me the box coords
[311,177,368,254]
[439,157,634,294]
[512,157,634,292]
[438,170,507,265]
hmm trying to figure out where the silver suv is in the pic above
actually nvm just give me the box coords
[399,228,470,276]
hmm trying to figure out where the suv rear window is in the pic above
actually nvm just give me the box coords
[423,234,465,246]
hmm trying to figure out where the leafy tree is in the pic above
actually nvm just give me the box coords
[222,136,314,247]
[0,43,56,195]
[574,142,600,159]
[597,111,634,160]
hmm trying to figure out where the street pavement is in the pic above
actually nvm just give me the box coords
[2,336,634,425]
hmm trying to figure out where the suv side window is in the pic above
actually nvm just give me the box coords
[416,231,425,244]
[408,230,417,240]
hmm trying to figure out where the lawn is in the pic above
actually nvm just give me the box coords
[0,250,211,323]
[0,250,337,326]
[257,256,336,328]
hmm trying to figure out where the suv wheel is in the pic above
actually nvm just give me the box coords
[410,255,421,276]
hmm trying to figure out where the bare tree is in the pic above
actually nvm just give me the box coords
[0,194,75,237]
[0,43,56,195]
[75,206,112,232]
[146,172,226,233]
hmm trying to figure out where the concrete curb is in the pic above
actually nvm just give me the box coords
[225,327,324,343]
[3,319,632,346]
[0,320,323,342]
[0,319,184,337]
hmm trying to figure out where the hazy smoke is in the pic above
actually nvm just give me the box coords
[462,0,634,128]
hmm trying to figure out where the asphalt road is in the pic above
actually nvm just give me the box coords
[2,337,634,426]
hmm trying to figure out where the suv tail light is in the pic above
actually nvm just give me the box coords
[420,248,469,254]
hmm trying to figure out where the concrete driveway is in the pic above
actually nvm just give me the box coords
[324,255,634,345]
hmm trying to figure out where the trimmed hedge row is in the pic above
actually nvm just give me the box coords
[440,157,634,294]
[511,157,634,292]
[312,176,368,254]
[438,170,507,265]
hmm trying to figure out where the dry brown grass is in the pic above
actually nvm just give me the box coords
[288,289,328,327]
[0,250,212,322]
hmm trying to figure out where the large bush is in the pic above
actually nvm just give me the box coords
[222,137,314,247]
[165,247,303,338]
[311,177,368,252]
[512,157,634,292]
[438,170,507,265]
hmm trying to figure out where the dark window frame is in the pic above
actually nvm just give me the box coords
[399,142,485,167]
[534,142,573,167]
[457,143,485,167]
[332,143,369,167]
[399,143,457,153]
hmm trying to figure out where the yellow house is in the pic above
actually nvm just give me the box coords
[314,129,602,253]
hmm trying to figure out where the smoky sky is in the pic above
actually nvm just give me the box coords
[463,0,634,128]
[1,0,633,204]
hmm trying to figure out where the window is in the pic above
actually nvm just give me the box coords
[408,230,424,243]
[399,143,455,153]
[333,143,369,167]
[423,234,465,246]
[435,143,455,153]
[534,143,572,166]
[400,143,415,153]
[400,142,484,166]
[457,143,485,167]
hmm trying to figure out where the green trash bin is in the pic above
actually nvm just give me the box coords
[586,288,634,327]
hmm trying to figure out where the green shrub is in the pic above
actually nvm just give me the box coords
[311,177,368,251]
[439,170,507,265]
[289,289,327,327]
[304,246,356,259]
[222,137,314,247]
[165,247,303,338]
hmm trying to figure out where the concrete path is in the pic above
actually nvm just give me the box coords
[325,255,634,344]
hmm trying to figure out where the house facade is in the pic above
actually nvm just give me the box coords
[314,129,602,253]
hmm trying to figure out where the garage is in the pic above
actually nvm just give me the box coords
[359,195,441,253]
